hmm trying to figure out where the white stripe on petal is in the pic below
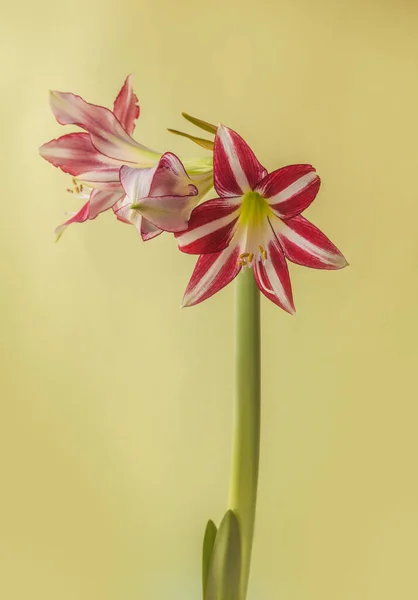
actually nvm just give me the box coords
[279,220,341,267]
[176,210,240,248]
[266,171,317,205]
[182,243,238,307]
[218,126,250,192]
[261,260,295,314]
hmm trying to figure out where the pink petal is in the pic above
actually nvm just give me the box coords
[255,164,320,219]
[182,243,242,307]
[112,195,162,241]
[113,74,140,135]
[120,165,157,201]
[140,217,163,241]
[55,190,121,239]
[214,125,267,197]
[272,215,348,270]
[127,153,199,233]
[175,197,240,254]
[112,197,132,224]
[149,153,198,197]
[55,201,90,240]
[253,237,295,314]
[49,90,157,164]
[39,132,120,176]
[138,193,198,233]
[88,189,122,220]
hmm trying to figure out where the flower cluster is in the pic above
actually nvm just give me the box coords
[40,75,347,313]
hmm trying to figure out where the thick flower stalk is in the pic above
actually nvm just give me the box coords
[39,76,213,238]
[176,124,347,310]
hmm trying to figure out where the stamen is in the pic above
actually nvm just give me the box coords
[67,177,86,196]
[248,253,254,263]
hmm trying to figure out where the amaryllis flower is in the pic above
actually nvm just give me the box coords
[39,75,213,238]
[176,125,347,312]
[114,153,199,240]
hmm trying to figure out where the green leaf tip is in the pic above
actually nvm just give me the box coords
[167,129,215,151]
[204,510,241,600]
[202,519,218,598]
[181,112,218,135]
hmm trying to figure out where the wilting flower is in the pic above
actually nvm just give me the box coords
[176,125,347,312]
[39,76,213,238]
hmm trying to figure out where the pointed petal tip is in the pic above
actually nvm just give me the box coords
[54,227,65,242]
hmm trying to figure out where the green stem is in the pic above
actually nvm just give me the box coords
[228,268,261,600]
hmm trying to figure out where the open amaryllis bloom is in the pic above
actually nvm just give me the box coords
[39,75,213,238]
[176,125,347,312]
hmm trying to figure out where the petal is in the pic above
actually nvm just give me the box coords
[113,197,143,232]
[113,74,140,135]
[137,193,198,233]
[255,164,320,219]
[140,217,163,241]
[175,198,240,254]
[55,190,121,239]
[149,153,198,197]
[49,90,157,165]
[112,196,132,224]
[214,125,267,197]
[253,237,295,314]
[130,153,199,233]
[39,132,120,176]
[112,196,162,240]
[271,214,348,270]
[120,165,157,201]
[55,201,90,240]
[182,243,242,307]
[88,189,122,220]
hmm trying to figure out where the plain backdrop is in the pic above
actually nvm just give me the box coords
[1,1,418,599]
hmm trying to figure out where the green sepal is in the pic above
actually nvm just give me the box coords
[167,129,215,151]
[202,519,218,597]
[181,112,218,135]
[204,510,241,600]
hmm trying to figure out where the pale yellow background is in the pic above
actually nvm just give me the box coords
[2,1,418,598]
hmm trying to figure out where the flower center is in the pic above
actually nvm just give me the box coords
[237,191,272,267]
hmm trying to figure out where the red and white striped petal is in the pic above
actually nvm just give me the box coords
[253,237,295,314]
[214,125,267,197]
[49,90,158,165]
[255,164,320,219]
[55,190,121,239]
[175,198,240,254]
[271,214,348,270]
[39,132,121,176]
[113,74,140,135]
[182,243,242,307]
